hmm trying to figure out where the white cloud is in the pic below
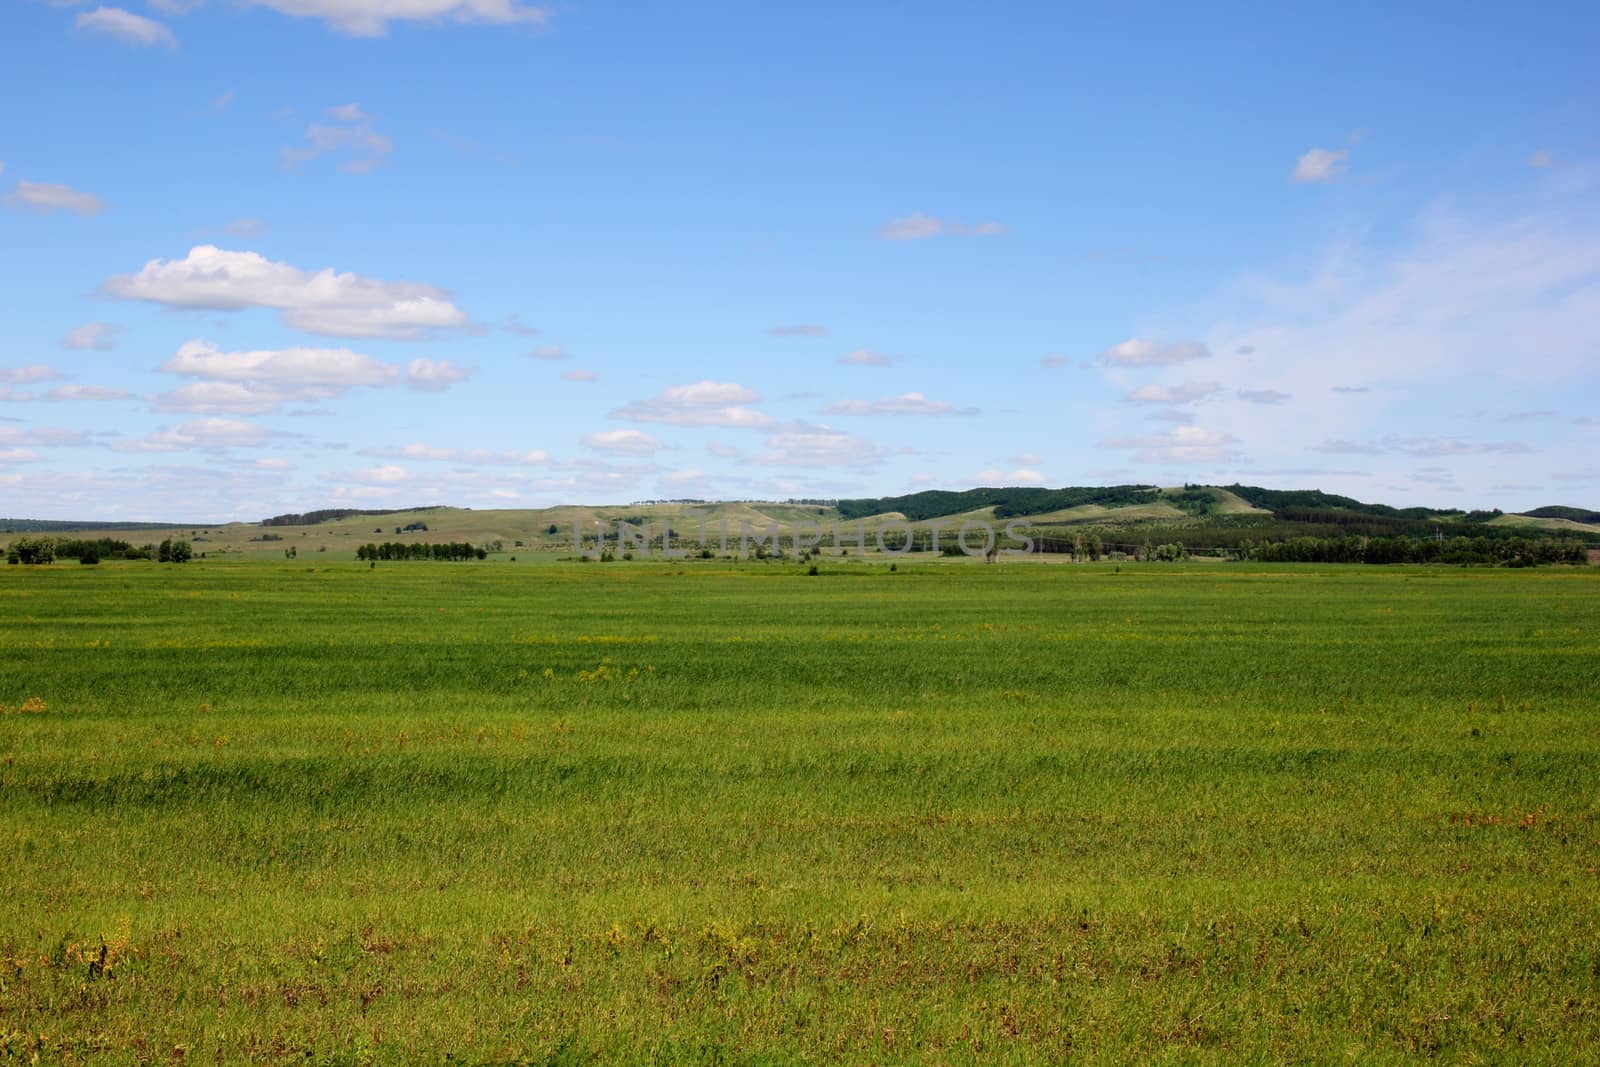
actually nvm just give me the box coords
[1100,338,1211,366]
[1237,388,1291,405]
[242,0,552,37]
[113,418,273,453]
[529,344,568,359]
[745,424,888,468]
[1040,354,1072,367]
[973,467,1047,486]
[0,448,43,466]
[0,427,89,448]
[766,324,829,337]
[405,358,472,392]
[164,339,398,388]
[282,108,392,173]
[154,381,301,415]
[153,340,467,412]
[1292,147,1349,183]
[359,442,548,465]
[878,213,1005,240]
[1312,435,1529,457]
[819,392,976,417]
[0,387,35,403]
[44,385,132,402]
[345,464,410,485]
[5,180,104,217]
[661,468,705,485]
[60,322,121,350]
[1098,425,1242,465]
[610,380,773,428]
[0,365,65,385]
[103,246,468,339]
[561,368,597,382]
[837,348,896,367]
[503,315,540,337]
[74,6,177,48]
[1124,380,1221,405]
[223,218,269,238]
[583,429,665,456]
[1528,150,1553,169]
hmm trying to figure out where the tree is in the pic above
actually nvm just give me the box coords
[159,539,193,563]
[12,536,56,565]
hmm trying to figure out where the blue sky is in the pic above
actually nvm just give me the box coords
[2,0,1597,521]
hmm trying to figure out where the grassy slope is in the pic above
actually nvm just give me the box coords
[1492,513,1600,536]
[2,560,1598,1062]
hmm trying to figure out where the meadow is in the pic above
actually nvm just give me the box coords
[1,558,1597,1063]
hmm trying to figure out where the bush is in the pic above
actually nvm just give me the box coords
[158,539,193,563]
[11,536,56,565]
[79,552,99,566]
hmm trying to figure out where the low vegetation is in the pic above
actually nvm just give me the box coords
[1,560,1597,1061]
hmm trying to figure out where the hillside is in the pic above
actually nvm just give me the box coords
[5,485,1597,560]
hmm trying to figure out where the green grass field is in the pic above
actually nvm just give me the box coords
[2,560,1597,1063]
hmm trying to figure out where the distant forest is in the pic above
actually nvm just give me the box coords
[260,506,446,527]
[835,485,1159,521]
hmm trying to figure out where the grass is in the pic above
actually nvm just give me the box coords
[1,559,1598,1063]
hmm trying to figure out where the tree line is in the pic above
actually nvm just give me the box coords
[356,542,488,561]
[1240,535,1588,566]
[6,536,193,564]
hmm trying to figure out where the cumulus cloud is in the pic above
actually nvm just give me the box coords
[1124,380,1221,405]
[1040,354,1072,367]
[819,392,977,417]
[503,315,540,337]
[561,368,597,382]
[243,0,552,37]
[1528,150,1553,169]
[359,442,548,465]
[283,104,392,173]
[529,344,568,360]
[610,380,773,428]
[1100,338,1212,366]
[103,246,468,339]
[74,6,177,48]
[972,467,1047,486]
[1312,435,1529,457]
[44,385,132,402]
[878,213,1005,240]
[406,358,472,392]
[766,324,829,337]
[837,348,896,367]
[164,339,397,388]
[745,424,889,468]
[112,418,273,453]
[5,180,104,217]
[1099,425,1243,465]
[153,339,464,412]
[0,365,65,385]
[1237,388,1291,405]
[1292,147,1349,183]
[60,322,121,350]
[0,426,90,448]
[582,429,665,456]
